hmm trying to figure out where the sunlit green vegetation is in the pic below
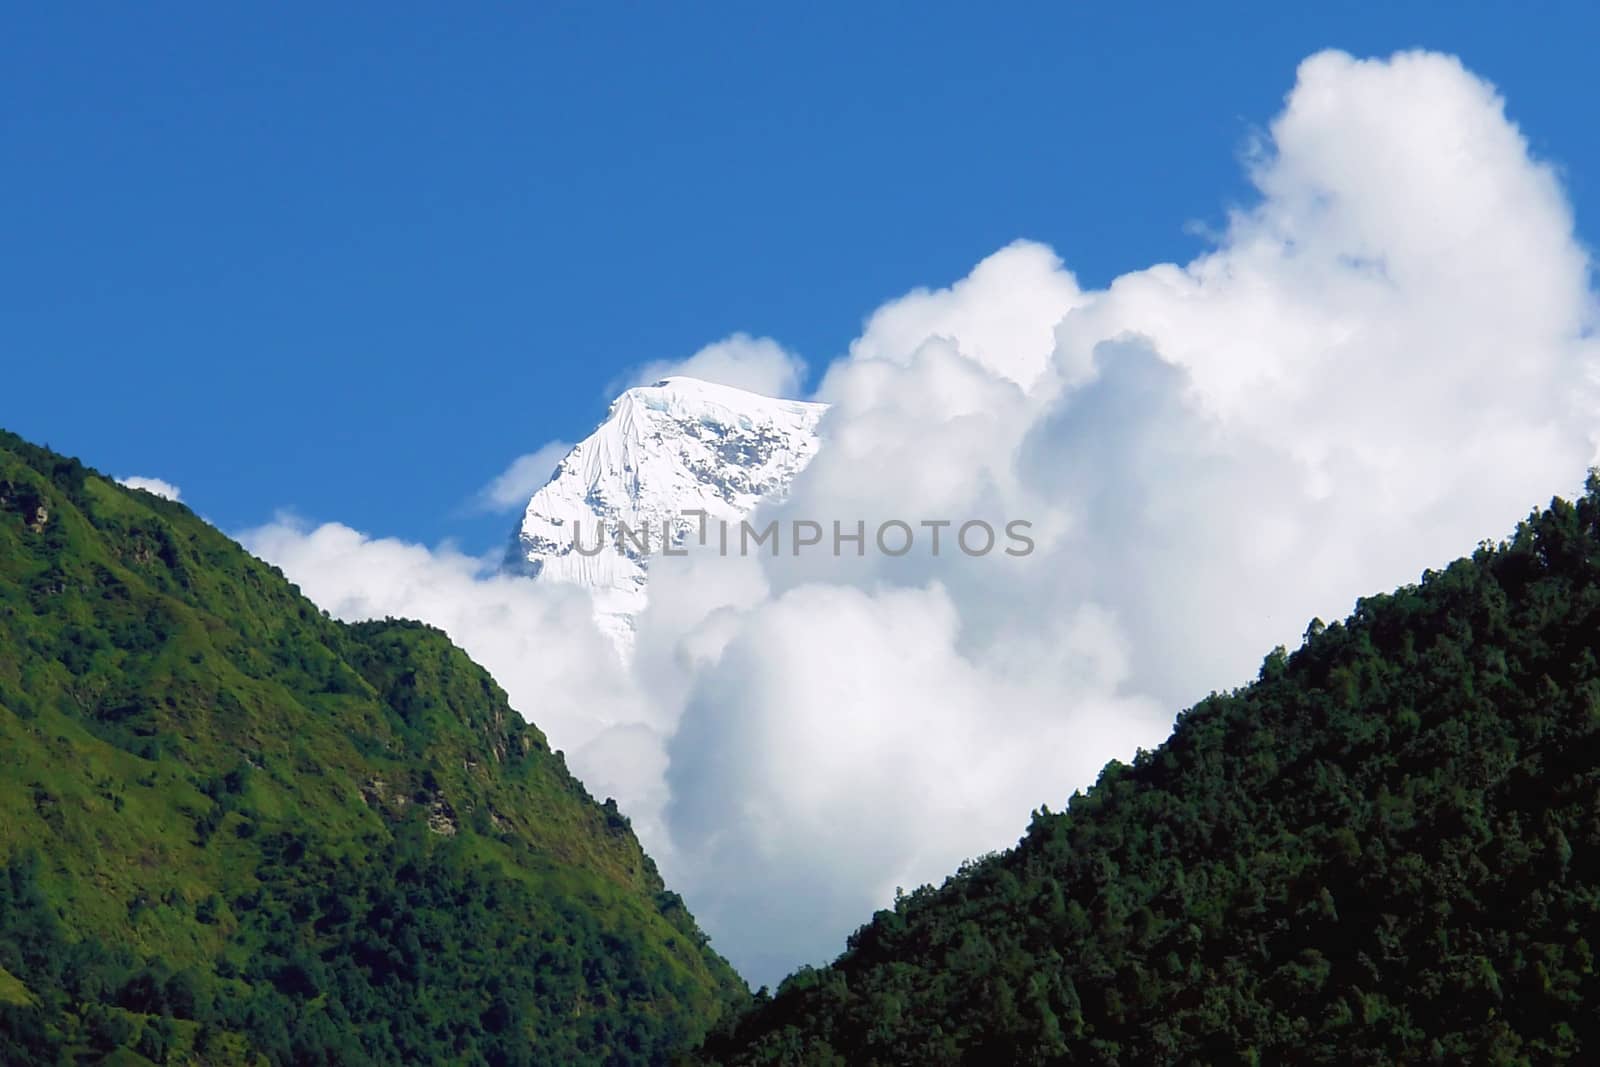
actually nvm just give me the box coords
[0,430,744,1065]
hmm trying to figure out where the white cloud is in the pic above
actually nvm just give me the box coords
[474,441,572,513]
[662,584,1162,982]
[621,333,807,398]
[118,476,182,502]
[653,47,1600,984]
[245,50,1600,988]
[837,239,1085,392]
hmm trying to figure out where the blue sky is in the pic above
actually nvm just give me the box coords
[4,2,1596,552]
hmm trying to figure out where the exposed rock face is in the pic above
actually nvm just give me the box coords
[505,377,826,655]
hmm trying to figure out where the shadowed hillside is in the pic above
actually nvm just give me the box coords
[702,479,1600,1064]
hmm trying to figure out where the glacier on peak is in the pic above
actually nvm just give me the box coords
[504,376,828,655]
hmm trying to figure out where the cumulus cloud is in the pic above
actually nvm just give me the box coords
[247,50,1600,987]
[839,239,1085,391]
[474,441,572,513]
[620,333,807,398]
[118,476,182,502]
[662,584,1162,982]
[655,48,1600,983]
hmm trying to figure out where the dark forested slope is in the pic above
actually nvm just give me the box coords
[0,430,744,1065]
[703,480,1600,1065]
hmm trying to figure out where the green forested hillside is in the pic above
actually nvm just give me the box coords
[702,481,1600,1065]
[0,430,745,1065]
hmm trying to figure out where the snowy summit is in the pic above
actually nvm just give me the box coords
[505,376,827,654]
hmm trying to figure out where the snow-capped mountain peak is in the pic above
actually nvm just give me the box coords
[506,376,827,653]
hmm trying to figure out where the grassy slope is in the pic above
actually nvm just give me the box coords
[0,429,744,1064]
[703,485,1600,1065]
